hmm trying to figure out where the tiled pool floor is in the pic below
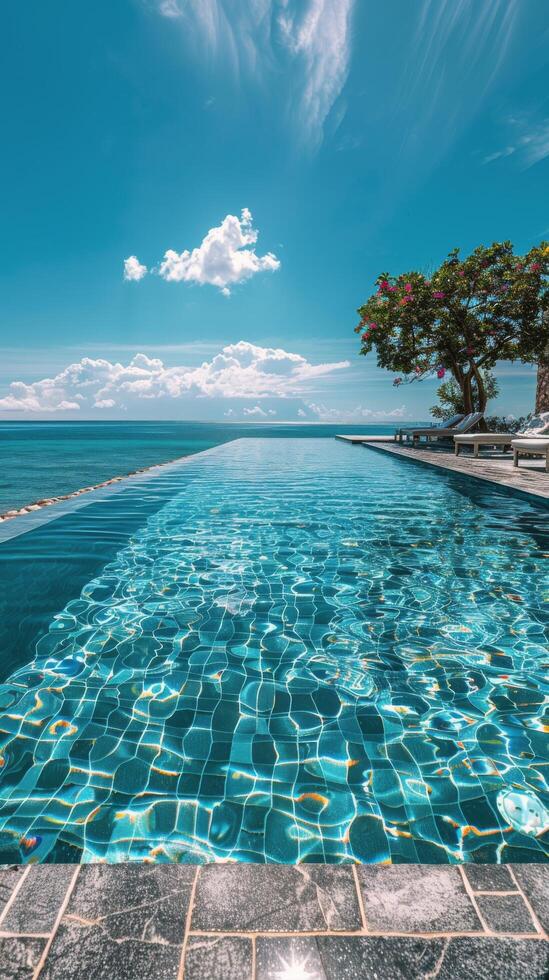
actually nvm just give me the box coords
[0,440,548,866]
[0,862,547,978]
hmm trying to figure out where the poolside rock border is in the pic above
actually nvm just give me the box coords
[0,863,546,978]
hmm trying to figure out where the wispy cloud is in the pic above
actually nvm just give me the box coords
[156,0,355,149]
[411,0,518,100]
[483,117,549,169]
[0,341,350,413]
[124,209,279,294]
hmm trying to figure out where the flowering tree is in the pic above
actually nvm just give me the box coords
[355,241,549,416]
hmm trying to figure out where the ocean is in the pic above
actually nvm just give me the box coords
[0,420,417,513]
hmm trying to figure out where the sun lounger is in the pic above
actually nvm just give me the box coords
[512,438,549,473]
[404,412,483,445]
[454,412,549,457]
[396,414,464,444]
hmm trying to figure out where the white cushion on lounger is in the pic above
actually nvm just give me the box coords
[511,438,549,450]
[453,434,512,444]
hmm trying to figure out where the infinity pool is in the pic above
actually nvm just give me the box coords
[0,439,547,864]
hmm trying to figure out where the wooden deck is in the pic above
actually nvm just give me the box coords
[356,440,549,504]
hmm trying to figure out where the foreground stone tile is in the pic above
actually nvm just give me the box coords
[0,936,46,980]
[256,936,549,980]
[356,865,481,933]
[0,867,25,919]
[192,865,361,932]
[183,936,252,979]
[39,921,182,980]
[255,936,444,980]
[463,865,515,892]
[2,865,75,934]
[62,864,195,943]
[512,866,549,932]
[38,865,196,980]
[476,894,537,934]
[436,937,549,979]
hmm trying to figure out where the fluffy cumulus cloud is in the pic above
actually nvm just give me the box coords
[124,209,279,295]
[243,405,276,417]
[157,1,355,149]
[123,255,148,281]
[0,341,349,414]
[157,209,279,294]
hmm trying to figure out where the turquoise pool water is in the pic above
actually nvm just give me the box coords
[0,420,404,512]
[0,439,547,864]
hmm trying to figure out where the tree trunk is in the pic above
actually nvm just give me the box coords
[461,374,474,415]
[535,339,549,413]
[470,361,488,429]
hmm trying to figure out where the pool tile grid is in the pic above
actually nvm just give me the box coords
[0,863,547,978]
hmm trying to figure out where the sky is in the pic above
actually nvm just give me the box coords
[1,0,548,422]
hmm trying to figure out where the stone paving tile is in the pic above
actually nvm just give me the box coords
[256,936,549,979]
[512,866,549,933]
[0,936,46,980]
[255,936,445,980]
[463,864,516,892]
[356,865,481,933]
[38,920,183,980]
[2,865,75,934]
[183,936,253,979]
[0,867,25,919]
[62,864,195,943]
[37,865,195,980]
[435,937,549,980]
[191,865,361,933]
[476,894,538,934]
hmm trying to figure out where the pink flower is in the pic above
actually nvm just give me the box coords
[380,279,389,289]
[437,368,446,379]
[369,322,377,329]
[388,285,397,292]
[531,262,541,272]
[458,270,465,277]
[433,291,445,299]
[362,332,370,342]
[405,283,412,293]
[424,280,431,286]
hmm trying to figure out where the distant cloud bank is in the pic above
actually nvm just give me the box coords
[0,340,349,415]
[123,209,279,294]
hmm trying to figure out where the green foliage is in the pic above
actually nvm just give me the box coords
[430,371,499,419]
[484,415,527,434]
[355,240,549,415]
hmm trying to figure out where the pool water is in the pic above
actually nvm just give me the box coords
[0,439,547,864]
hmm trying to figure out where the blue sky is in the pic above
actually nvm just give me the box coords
[1,0,548,421]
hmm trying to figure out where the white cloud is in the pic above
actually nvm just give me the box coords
[156,209,279,294]
[277,0,354,148]
[123,255,148,281]
[157,1,355,149]
[243,405,268,417]
[159,0,181,17]
[482,117,549,170]
[0,341,349,414]
[243,405,277,417]
[307,403,408,421]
